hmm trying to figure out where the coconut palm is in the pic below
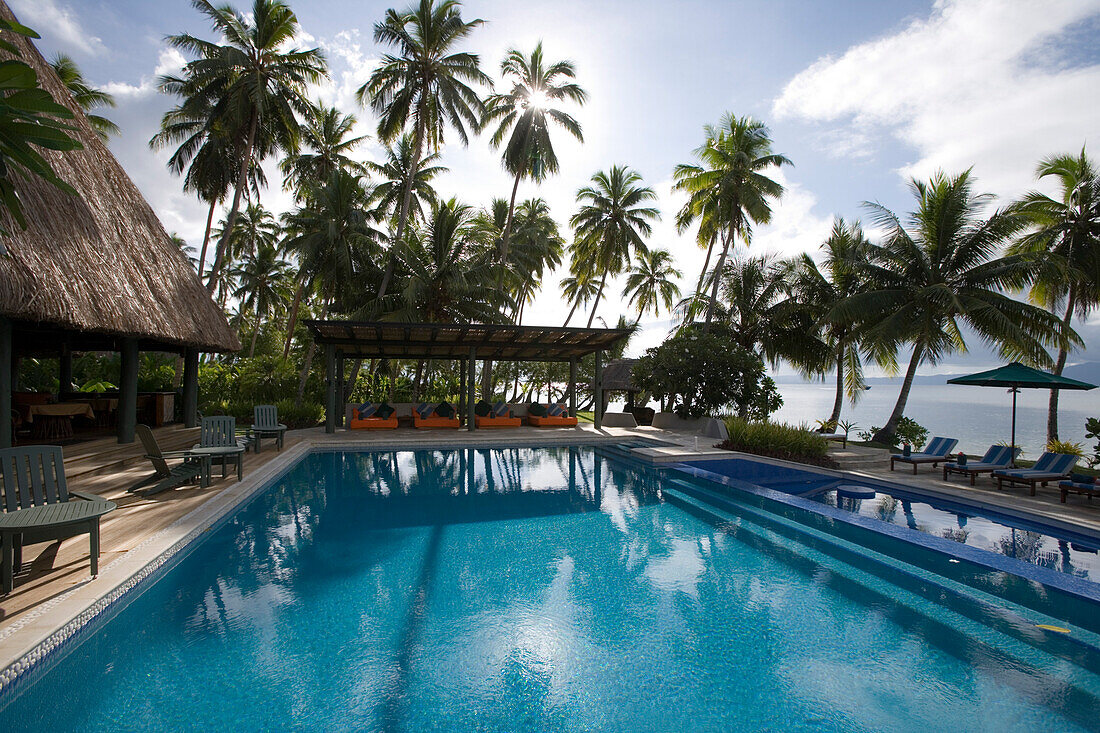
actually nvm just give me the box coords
[166,0,327,294]
[368,133,447,227]
[358,0,489,300]
[215,202,280,264]
[231,242,292,357]
[481,42,586,285]
[673,113,790,328]
[1010,148,1100,441]
[280,102,368,197]
[570,165,660,327]
[623,248,681,325]
[839,170,1075,445]
[560,268,598,327]
[500,198,564,322]
[392,198,507,323]
[791,217,872,424]
[49,54,118,140]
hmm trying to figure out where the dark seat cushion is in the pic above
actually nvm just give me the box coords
[475,400,492,417]
[435,401,455,419]
[528,402,548,417]
[375,402,395,419]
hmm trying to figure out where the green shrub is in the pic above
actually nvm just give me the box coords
[721,417,834,466]
[1047,438,1084,459]
[857,417,928,449]
[275,399,324,429]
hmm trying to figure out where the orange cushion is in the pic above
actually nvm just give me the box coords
[414,415,460,429]
[528,415,578,427]
[475,415,522,428]
[349,416,399,430]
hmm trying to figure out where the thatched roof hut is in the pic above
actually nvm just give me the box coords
[0,1,238,355]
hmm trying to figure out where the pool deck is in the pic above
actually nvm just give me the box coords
[3,424,1100,684]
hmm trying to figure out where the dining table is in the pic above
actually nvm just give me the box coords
[25,403,96,440]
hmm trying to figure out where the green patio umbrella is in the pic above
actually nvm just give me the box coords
[947,362,1096,465]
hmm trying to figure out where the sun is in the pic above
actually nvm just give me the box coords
[526,89,549,110]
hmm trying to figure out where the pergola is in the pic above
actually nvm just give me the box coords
[305,320,633,432]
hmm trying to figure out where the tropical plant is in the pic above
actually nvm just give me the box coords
[1010,148,1100,441]
[1047,438,1085,459]
[231,242,292,357]
[570,165,660,327]
[165,0,327,293]
[560,266,598,327]
[673,113,790,327]
[215,202,279,264]
[792,217,872,424]
[49,54,118,140]
[857,416,927,448]
[481,42,585,286]
[623,247,681,325]
[368,133,447,226]
[280,101,368,196]
[839,170,1074,445]
[0,18,82,245]
[1085,417,1100,468]
[358,0,489,299]
[721,417,831,466]
[505,197,565,322]
[633,325,782,420]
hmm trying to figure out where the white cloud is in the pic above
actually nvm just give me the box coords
[103,48,184,99]
[8,0,105,55]
[773,0,1100,198]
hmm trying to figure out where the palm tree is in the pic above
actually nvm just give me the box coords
[481,42,585,285]
[570,165,660,327]
[560,268,598,326]
[231,242,292,357]
[505,198,565,322]
[166,0,327,294]
[838,170,1074,445]
[623,248,681,325]
[358,0,489,300]
[215,202,279,264]
[368,133,447,226]
[280,101,368,196]
[49,54,119,140]
[791,217,872,424]
[673,113,790,328]
[1010,148,1100,441]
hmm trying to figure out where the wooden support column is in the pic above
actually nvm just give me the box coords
[0,318,11,448]
[324,344,337,434]
[58,343,72,395]
[182,347,199,427]
[467,347,477,431]
[568,357,577,418]
[458,358,466,427]
[118,338,139,444]
[594,349,603,430]
[336,350,345,428]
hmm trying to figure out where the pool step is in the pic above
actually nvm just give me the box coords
[827,445,891,470]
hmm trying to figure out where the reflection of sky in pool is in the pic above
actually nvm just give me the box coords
[4,447,1098,731]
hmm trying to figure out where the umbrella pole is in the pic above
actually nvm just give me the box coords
[1010,387,1018,468]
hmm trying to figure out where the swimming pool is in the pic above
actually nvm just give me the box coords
[685,456,1100,583]
[3,446,1100,731]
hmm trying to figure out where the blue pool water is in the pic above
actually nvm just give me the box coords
[4,446,1100,731]
[687,457,1100,583]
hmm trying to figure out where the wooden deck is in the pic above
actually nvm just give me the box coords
[0,425,304,627]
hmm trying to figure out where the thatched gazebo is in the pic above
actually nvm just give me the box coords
[0,1,238,447]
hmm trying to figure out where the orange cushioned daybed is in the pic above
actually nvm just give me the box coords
[349,403,398,430]
[476,401,521,428]
[413,402,459,429]
[527,404,578,427]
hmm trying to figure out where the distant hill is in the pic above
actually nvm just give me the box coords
[773,361,1100,387]
[1062,361,1100,385]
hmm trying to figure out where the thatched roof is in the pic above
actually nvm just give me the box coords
[0,2,238,353]
[599,358,641,392]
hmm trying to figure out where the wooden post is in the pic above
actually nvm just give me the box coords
[0,318,11,448]
[58,343,72,395]
[118,338,139,444]
[467,347,477,431]
[594,349,603,430]
[336,350,345,428]
[568,357,577,418]
[324,344,337,434]
[458,358,466,427]
[182,347,199,427]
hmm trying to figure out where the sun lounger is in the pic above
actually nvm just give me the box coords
[890,436,959,473]
[992,452,1078,496]
[349,403,398,430]
[129,424,210,495]
[942,444,1019,485]
[413,402,459,429]
[477,401,521,428]
[527,403,578,427]
[1059,474,1100,503]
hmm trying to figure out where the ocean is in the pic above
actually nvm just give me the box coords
[769,381,1100,459]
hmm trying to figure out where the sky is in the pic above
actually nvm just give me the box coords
[11,0,1100,375]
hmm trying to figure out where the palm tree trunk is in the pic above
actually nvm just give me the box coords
[586,271,609,328]
[873,342,924,445]
[497,169,523,293]
[283,278,305,359]
[695,237,716,296]
[563,294,582,326]
[704,225,736,331]
[344,359,362,404]
[296,301,329,407]
[378,127,424,300]
[197,198,216,277]
[206,113,258,294]
[828,345,844,424]
[1047,291,1076,442]
[248,314,260,358]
